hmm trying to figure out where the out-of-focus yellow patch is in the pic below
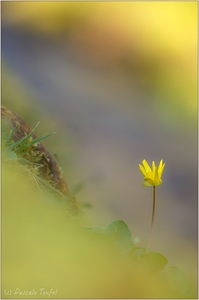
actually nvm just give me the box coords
[2,162,186,298]
[2,2,197,121]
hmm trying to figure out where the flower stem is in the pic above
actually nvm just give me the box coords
[151,186,156,229]
[146,186,156,252]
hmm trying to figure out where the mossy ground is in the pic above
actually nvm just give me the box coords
[1,105,79,214]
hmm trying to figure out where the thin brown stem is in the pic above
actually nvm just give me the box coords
[146,186,156,253]
[151,186,156,229]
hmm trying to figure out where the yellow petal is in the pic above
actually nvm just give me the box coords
[158,160,165,177]
[139,159,165,187]
[139,164,146,176]
[142,160,152,173]
[158,159,163,170]
[152,161,156,173]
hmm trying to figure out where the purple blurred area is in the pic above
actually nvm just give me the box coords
[1,2,197,268]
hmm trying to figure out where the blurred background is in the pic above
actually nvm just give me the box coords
[2,1,197,281]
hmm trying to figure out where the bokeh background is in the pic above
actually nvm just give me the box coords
[2,1,197,283]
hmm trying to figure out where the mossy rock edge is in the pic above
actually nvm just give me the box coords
[1,105,79,213]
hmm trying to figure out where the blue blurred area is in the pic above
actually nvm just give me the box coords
[2,16,197,262]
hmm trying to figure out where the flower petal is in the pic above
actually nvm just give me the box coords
[158,160,165,178]
[152,161,156,173]
[139,164,146,176]
[142,160,152,173]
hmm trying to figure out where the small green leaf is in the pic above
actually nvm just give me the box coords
[14,121,41,153]
[142,252,168,273]
[24,132,56,148]
[6,135,26,151]
[88,220,132,251]
[106,220,132,251]
[5,129,15,143]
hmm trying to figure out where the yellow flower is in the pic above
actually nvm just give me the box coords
[139,159,165,186]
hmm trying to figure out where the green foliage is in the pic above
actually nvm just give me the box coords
[2,122,55,159]
[89,219,132,251]
[142,252,168,273]
[88,219,194,298]
[106,219,132,250]
[1,122,72,209]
